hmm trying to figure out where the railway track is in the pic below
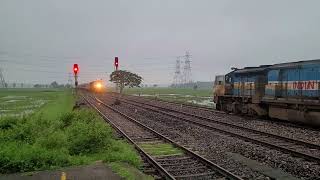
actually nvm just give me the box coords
[110,92,218,113]
[118,93,320,131]
[106,94,320,165]
[82,93,242,180]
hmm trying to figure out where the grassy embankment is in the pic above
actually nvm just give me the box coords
[123,87,215,107]
[0,89,151,180]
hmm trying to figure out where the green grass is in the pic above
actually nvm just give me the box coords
[0,88,70,117]
[0,89,145,180]
[122,87,215,107]
[139,143,184,156]
[124,87,212,97]
[33,90,74,121]
[0,108,143,175]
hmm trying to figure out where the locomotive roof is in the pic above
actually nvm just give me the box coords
[233,66,270,74]
[233,59,320,74]
[270,59,320,69]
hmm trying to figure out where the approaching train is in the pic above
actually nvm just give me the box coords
[213,59,320,126]
[79,79,107,93]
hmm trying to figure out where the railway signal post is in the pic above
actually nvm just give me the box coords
[114,57,119,93]
[73,64,79,94]
[114,57,119,71]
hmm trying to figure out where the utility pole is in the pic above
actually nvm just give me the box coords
[0,68,7,88]
[182,51,192,86]
[173,56,182,87]
[68,73,73,88]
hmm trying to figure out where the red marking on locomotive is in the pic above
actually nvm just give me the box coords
[293,81,315,90]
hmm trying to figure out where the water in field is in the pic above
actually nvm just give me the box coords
[187,99,216,107]
[133,93,215,108]
[0,95,49,117]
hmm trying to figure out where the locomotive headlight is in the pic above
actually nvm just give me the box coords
[95,82,102,89]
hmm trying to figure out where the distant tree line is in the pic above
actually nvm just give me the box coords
[33,81,72,88]
[0,82,73,89]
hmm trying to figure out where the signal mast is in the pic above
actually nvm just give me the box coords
[73,64,79,87]
[114,57,120,93]
[114,57,119,71]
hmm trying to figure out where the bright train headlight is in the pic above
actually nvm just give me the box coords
[95,83,102,89]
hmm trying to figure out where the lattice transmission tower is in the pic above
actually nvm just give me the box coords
[182,51,192,84]
[172,56,182,87]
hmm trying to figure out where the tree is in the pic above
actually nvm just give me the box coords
[110,70,142,94]
[50,81,59,88]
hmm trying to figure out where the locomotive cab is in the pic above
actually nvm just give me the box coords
[213,75,227,110]
[213,75,225,102]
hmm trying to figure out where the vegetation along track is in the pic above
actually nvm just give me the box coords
[106,93,320,165]
[82,93,242,180]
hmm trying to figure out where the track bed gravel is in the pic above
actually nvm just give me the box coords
[120,94,320,146]
[85,95,238,180]
[99,94,320,179]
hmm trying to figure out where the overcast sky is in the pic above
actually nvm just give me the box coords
[1,0,320,85]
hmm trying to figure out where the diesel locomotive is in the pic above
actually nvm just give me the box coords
[213,59,320,126]
[79,79,107,93]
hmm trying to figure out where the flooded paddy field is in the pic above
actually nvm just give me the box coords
[0,88,68,117]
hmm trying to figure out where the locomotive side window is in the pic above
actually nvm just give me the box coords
[225,76,232,83]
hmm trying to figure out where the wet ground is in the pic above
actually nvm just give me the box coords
[0,162,121,180]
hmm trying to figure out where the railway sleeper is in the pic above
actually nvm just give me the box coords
[167,166,208,172]
[143,168,157,174]
[155,156,192,161]
[87,95,243,180]
[132,137,160,142]
[159,161,201,167]
[130,100,320,163]
[174,171,218,179]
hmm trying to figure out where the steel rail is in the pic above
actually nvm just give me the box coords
[86,94,243,180]
[112,95,320,164]
[82,94,175,180]
[119,95,320,150]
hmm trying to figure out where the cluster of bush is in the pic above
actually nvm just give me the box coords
[0,109,141,173]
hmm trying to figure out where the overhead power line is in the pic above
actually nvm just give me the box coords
[0,68,7,88]
[0,50,184,84]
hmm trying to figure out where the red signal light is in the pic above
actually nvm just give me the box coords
[114,57,119,70]
[73,64,79,74]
